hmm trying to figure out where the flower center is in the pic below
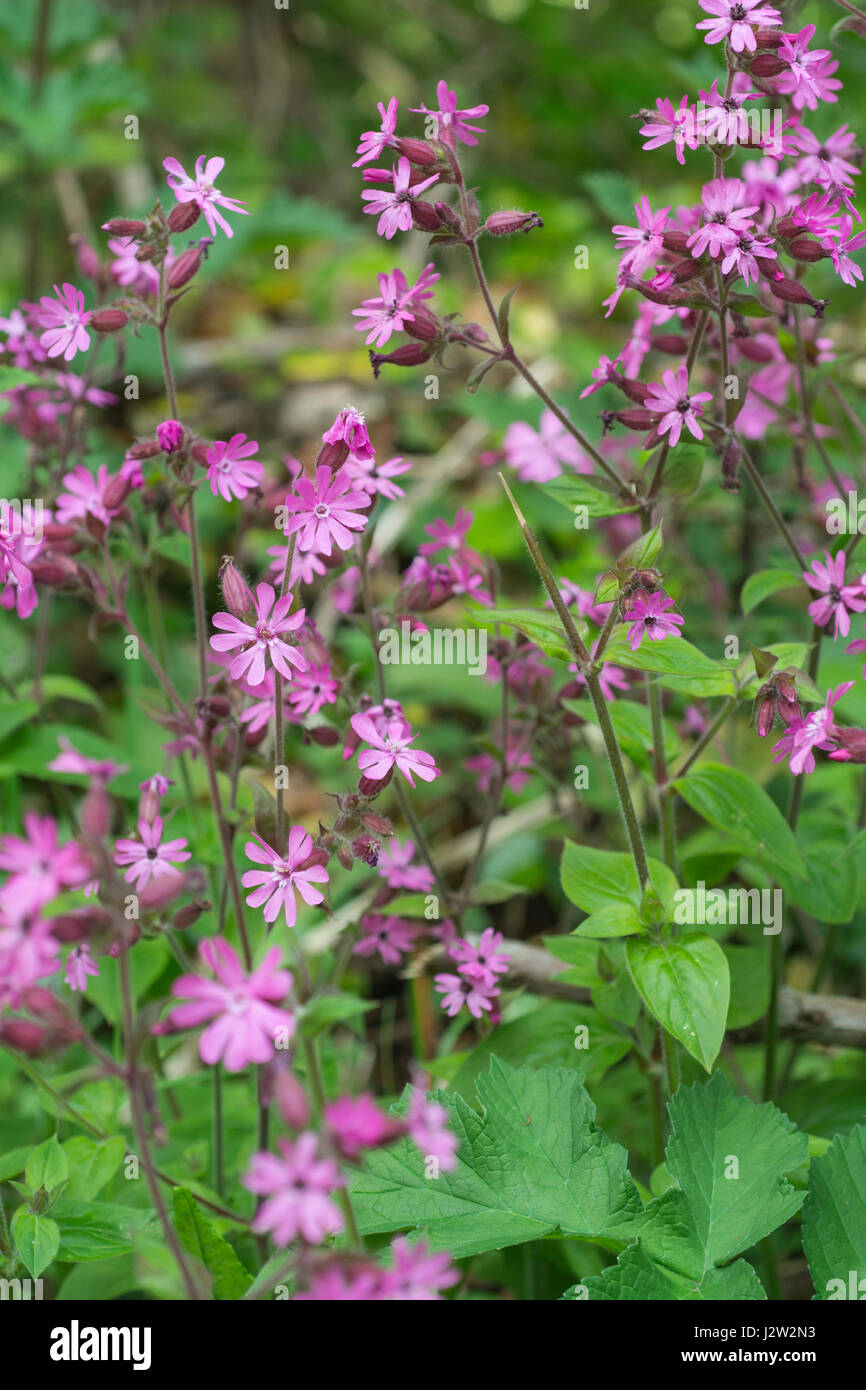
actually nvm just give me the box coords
[314,503,330,519]
[146,847,158,859]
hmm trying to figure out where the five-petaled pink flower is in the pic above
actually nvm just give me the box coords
[167,937,295,1071]
[644,365,713,446]
[244,1133,343,1245]
[803,551,866,639]
[114,816,191,889]
[354,914,417,966]
[410,80,489,147]
[696,0,781,53]
[37,284,91,362]
[361,156,439,239]
[352,263,439,348]
[242,827,329,928]
[353,96,399,167]
[65,944,99,993]
[163,156,249,238]
[772,683,853,776]
[612,197,670,277]
[282,466,370,557]
[687,178,759,259]
[623,591,685,650]
[350,711,440,788]
[206,434,264,501]
[210,582,307,686]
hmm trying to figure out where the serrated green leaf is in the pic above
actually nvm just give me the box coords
[803,1125,866,1299]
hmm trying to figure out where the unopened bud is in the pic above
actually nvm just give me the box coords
[721,437,741,493]
[102,472,134,511]
[769,277,828,314]
[403,306,440,342]
[484,210,544,236]
[434,202,462,232]
[662,231,692,255]
[71,235,101,280]
[359,769,393,796]
[652,334,689,355]
[297,847,330,872]
[411,200,442,232]
[219,556,254,618]
[308,725,340,747]
[369,344,433,378]
[168,201,202,233]
[167,245,203,289]
[315,440,350,471]
[0,1019,48,1054]
[360,811,394,836]
[788,238,829,263]
[601,408,661,433]
[89,308,129,333]
[102,218,147,236]
[157,419,184,454]
[273,1068,310,1128]
[127,440,162,459]
[172,900,209,929]
[749,54,787,77]
[29,556,80,587]
[81,784,110,839]
[395,137,440,166]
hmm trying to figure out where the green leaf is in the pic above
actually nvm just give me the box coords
[86,939,171,1025]
[544,472,639,519]
[561,841,679,920]
[776,841,858,923]
[12,1210,60,1278]
[723,945,771,1029]
[473,607,582,663]
[802,1125,866,1300]
[172,1188,252,1300]
[617,521,663,571]
[585,1073,806,1300]
[657,445,704,499]
[0,1146,31,1182]
[574,901,646,938]
[448,1002,629,1100]
[299,992,376,1037]
[741,568,802,615]
[53,1199,155,1262]
[28,674,104,710]
[351,1058,643,1258]
[543,936,600,986]
[672,763,805,879]
[60,1136,126,1201]
[562,697,680,766]
[25,1135,69,1192]
[0,699,39,744]
[601,631,736,697]
[468,879,528,905]
[626,933,729,1070]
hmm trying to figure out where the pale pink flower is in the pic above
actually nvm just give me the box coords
[168,937,295,1071]
[434,970,497,1018]
[774,26,834,111]
[163,155,249,238]
[353,96,399,167]
[420,508,474,555]
[210,582,307,686]
[244,1133,343,1245]
[324,1094,400,1159]
[772,682,853,775]
[352,263,439,348]
[449,929,510,989]
[377,839,434,892]
[384,1238,459,1300]
[37,283,91,361]
[65,943,99,993]
[828,217,866,288]
[640,96,700,166]
[242,827,329,928]
[282,466,370,557]
[361,157,439,239]
[644,364,713,445]
[790,126,860,190]
[350,711,440,787]
[113,815,191,889]
[0,907,61,1009]
[48,736,126,782]
[354,914,416,966]
[206,434,264,501]
[0,813,91,911]
[612,197,670,277]
[503,409,591,483]
[623,591,685,650]
[719,231,777,285]
[55,464,119,528]
[411,80,489,147]
[344,454,412,500]
[687,178,759,259]
[407,1089,458,1171]
[696,0,781,52]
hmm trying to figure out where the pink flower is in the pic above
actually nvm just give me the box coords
[354,914,416,967]
[612,197,670,277]
[465,742,533,793]
[0,813,91,911]
[407,1089,458,1171]
[210,581,307,686]
[163,155,249,238]
[322,405,376,463]
[350,711,440,788]
[623,590,685,650]
[37,283,91,361]
[353,96,400,167]
[282,466,369,557]
[434,970,497,1018]
[113,815,191,889]
[580,354,624,400]
[156,419,183,454]
[719,232,776,286]
[55,464,120,528]
[352,263,439,348]
[639,96,700,166]
[206,433,263,501]
[295,1267,385,1301]
[688,178,759,259]
[285,663,339,718]
[0,906,60,1009]
[344,454,412,501]
[696,0,781,52]
[828,217,866,288]
[242,827,329,928]
[803,551,866,638]
[167,937,294,1070]
[503,409,591,483]
[644,365,712,446]
[378,839,434,892]
[244,1133,343,1245]
[48,736,126,782]
[790,126,859,190]
[411,80,489,147]
[361,156,439,239]
[325,1094,401,1159]
[384,1238,459,1301]
[420,508,473,556]
[775,26,835,111]
[65,943,99,993]
[772,682,853,775]
[449,929,510,989]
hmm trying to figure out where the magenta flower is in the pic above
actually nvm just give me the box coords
[244,1133,343,1246]
[719,232,776,287]
[790,126,859,191]
[55,464,121,529]
[350,711,440,788]
[163,156,249,238]
[378,839,434,892]
[322,405,376,462]
[434,969,497,1018]
[503,409,590,483]
[775,26,834,111]
[0,813,91,912]
[612,197,670,277]
[639,96,700,166]
[354,914,417,967]
[113,815,191,889]
[282,466,370,557]
[696,0,781,52]
[407,1089,458,1172]
[206,433,264,502]
[344,454,412,501]
[772,682,853,776]
[644,365,713,446]
[687,178,759,259]
[361,156,439,239]
[410,80,489,147]
[156,419,183,454]
[37,283,91,361]
[623,591,685,651]
[353,96,400,167]
[324,1094,402,1159]
[242,827,329,928]
[65,943,99,993]
[829,217,866,288]
[420,508,473,556]
[168,937,295,1071]
[449,929,510,989]
[792,192,844,241]
[285,663,339,718]
[352,263,439,348]
[210,582,307,686]
[803,551,866,639]
[48,736,126,782]
[0,908,61,1010]
[384,1238,460,1301]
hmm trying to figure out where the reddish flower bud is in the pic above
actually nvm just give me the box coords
[308,725,340,747]
[102,218,147,236]
[71,235,101,281]
[602,408,662,432]
[410,200,442,232]
[102,472,134,511]
[652,334,689,355]
[81,783,110,839]
[337,843,354,872]
[776,216,799,239]
[89,308,129,333]
[403,306,440,342]
[167,245,203,289]
[788,238,829,263]
[670,258,704,284]
[127,440,162,460]
[315,440,350,471]
[613,374,653,405]
[0,1019,48,1054]
[29,555,80,587]
[135,244,157,262]
[394,137,440,166]
[172,900,209,929]
[369,344,433,378]
[138,871,189,912]
[484,210,544,236]
[157,419,184,454]
[359,769,393,796]
[754,27,783,47]
[360,811,394,836]
[168,201,202,233]
[219,556,254,618]
[661,231,692,255]
[768,277,828,314]
[434,202,462,232]
[721,437,741,493]
[273,1067,310,1129]
[737,337,777,364]
[297,847,331,872]
[748,54,787,77]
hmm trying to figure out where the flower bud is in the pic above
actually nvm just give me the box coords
[360,810,394,836]
[127,440,162,460]
[273,1067,310,1129]
[411,200,442,232]
[670,258,705,284]
[297,847,331,872]
[138,870,189,912]
[315,440,350,471]
[29,555,80,588]
[652,334,689,355]
[402,306,440,342]
[167,245,203,289]
[0,1019,48,1054]
[168,201,202,233]
[369,344,433,378]
[601,408,661,433]
[337,843,354,872]
[308,725,340,747]
[81,783,110,839]
[661,231,692,255]
[102,218,147,236]
[172,899,209,929]
[102,472,134,511]
[754,27,783,47]
[71,235,101,280]
[219,556,254,618]
[721,437,741,493]
[395,137,440,166]
[768,277,829,315]
[359,769,393,796]
[135,244,157,262]
[157,419,184,454]
[434,201,462,232]
[613,375,653,405]
[737,337,777,364]
[484,210,544,236]
[748,54,787,77]
[788,238,829,263]
[89,308,129,333]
